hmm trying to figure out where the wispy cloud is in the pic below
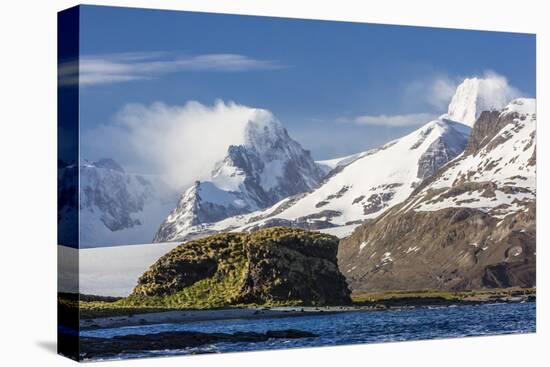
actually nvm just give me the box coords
[59,52,286,86]
[404,74,460,111]
[469,70,522,107]
[337,112,437,127]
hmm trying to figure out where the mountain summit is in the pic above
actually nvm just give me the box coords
[446,76,519,126]
[58,158,176,247]
[153,110,325,242]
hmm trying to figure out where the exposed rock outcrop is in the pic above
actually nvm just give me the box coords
[130,227,351,307]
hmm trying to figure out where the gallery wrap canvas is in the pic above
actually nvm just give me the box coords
[58,5,536,362]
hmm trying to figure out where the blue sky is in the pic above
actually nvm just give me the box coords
[75,5,535,169]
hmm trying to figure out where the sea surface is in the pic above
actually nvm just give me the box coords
[81,302,535,361]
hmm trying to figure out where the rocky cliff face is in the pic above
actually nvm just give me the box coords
[154,110,325,243]
[338,98,536,293]
[129,227,351,307]
[416,125,468,180]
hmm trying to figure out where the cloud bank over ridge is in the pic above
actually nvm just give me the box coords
[83,100,274,189]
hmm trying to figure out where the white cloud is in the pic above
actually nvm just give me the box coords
[59,52,285,86]
[83,100,267,189]
[405,74,460,111]
[339,112,437,127]
[475,70,522,108]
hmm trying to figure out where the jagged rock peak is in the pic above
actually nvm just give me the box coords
[243,108,286,147]
[463,97,536,157]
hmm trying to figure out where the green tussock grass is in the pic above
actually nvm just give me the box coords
[119,232,251,309]
[119,253,249,309]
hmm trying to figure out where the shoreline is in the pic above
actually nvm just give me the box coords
[79,289,535,330]
[80,307,340,330]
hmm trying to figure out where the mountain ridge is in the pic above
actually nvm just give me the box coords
[338,98,536,292]
[58,159,177,248]
[154,77,520,241]
[184,116,471,239]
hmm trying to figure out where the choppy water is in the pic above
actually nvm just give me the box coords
[81,302,535,360]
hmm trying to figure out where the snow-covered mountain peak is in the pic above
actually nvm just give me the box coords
[446,77,481,125]
[403,98,537,221]
[154,108,326,242]
[58,158,177,247]
[445,76,520,127]
[241,109,290,155]
[243,108,280,134]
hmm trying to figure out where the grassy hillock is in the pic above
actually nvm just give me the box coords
[76,228,351,314]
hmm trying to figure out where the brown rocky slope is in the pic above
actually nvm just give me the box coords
[338,202,535,292]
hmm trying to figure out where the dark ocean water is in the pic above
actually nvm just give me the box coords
[81,302,535,361]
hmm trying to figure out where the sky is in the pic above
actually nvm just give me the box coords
[69,5,536,185]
